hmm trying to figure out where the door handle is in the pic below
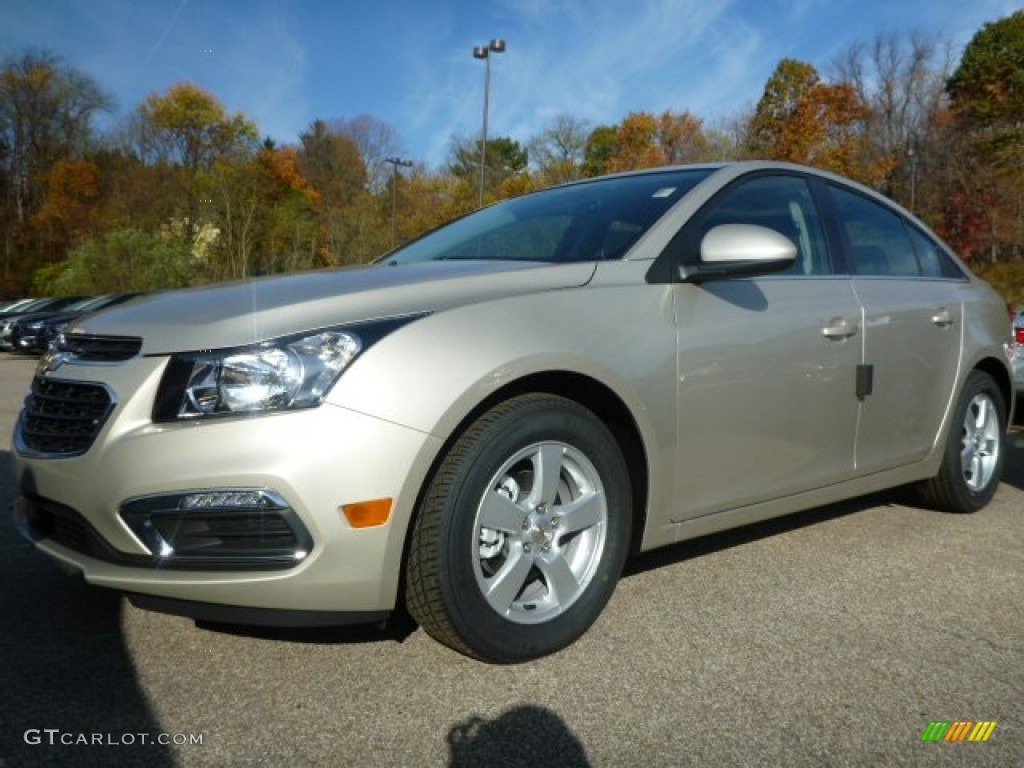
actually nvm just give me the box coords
[822,317,858,340]
[931,308,954,328]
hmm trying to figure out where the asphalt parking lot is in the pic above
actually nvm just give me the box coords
[0,354,1020,767]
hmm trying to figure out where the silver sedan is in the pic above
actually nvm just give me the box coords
[13,162,1015,663]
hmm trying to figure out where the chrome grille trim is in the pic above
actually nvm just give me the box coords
[16,377,116,458]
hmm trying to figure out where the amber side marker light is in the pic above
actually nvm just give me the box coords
[342,499,393,528]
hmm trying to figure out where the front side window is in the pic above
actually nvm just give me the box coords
[678,175,831,275]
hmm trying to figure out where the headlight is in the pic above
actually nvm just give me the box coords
[156,330,361,421]
[153,316,422,422]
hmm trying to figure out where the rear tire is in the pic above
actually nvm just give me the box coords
[913,370,1006,513]
[405,394,631,663]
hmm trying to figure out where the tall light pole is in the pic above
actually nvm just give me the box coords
[384,156,413,248]
[472,38,505,208]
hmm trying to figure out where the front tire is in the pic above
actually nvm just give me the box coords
[913,370,1006,513]
[405,394,632,663]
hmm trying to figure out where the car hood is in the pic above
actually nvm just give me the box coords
[72,260,597,355]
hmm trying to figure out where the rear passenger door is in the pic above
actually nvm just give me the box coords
[825,183,964,473]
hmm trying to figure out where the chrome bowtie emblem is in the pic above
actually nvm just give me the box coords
[37,349,71,376]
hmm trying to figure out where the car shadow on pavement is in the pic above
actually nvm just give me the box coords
[447,705,591,768]
[0,452,176,767]
[194,610,418,646]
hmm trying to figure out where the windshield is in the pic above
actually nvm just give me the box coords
[384,169,713,266]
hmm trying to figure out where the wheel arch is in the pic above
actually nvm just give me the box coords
[478,371,650,555]
[972,355,1014,420]
[396,370,651,608]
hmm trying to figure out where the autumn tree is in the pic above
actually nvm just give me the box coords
[656,111,712,164]
[448,135,528,205]
[297,120,384,265]
[607,112,663,171]
[746,58,870,180]
[0,50,111,292]
[203,145,321,281]
[136,83,257,170]
[328,114,403,193]
[297,120,366,205]
[30,157,103,259]
[135,83,258,239]
[591,111,711,173]
[387,168,479,247]
[582,124,618,177]
[528,114,591,185]
[946,10,1024,265]
[832,31,953,211]
[746,58,820,156]
[0,51,111,223]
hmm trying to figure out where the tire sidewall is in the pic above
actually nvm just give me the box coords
[944,372,1006,512]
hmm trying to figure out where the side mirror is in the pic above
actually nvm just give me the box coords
[680,224,797,284]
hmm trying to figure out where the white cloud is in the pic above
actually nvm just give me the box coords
[214,11,309,143]
[402,0,752,166]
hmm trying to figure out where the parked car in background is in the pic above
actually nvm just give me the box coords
[0,298,38,313]
[12,162,1015,663]
[9,293,143,355]
[0,297,88,352]
[1011,310,1024,399]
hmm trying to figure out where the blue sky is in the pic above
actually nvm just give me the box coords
[1,0,1018,168]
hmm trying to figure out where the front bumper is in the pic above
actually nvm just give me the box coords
[13,357,442,618]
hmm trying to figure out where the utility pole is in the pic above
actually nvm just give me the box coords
[385,156,413,248]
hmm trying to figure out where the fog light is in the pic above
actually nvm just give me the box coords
[120,489,313,569]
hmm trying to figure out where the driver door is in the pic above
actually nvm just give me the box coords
[669,174,862,521]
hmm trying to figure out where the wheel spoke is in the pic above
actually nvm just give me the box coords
[478,489,525,533]
[972,397,989,431]
[556,490,604,535]
[961,441,976,476]
[969,454,984,486]
[530,444,565,507]
[537,551,580,606]
[483,549,533,614]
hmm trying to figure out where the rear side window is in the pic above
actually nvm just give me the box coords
[828,185,920,277]
[907,225,964,279]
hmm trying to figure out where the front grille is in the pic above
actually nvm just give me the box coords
[18,377,114,457]
[58,333,142,362]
